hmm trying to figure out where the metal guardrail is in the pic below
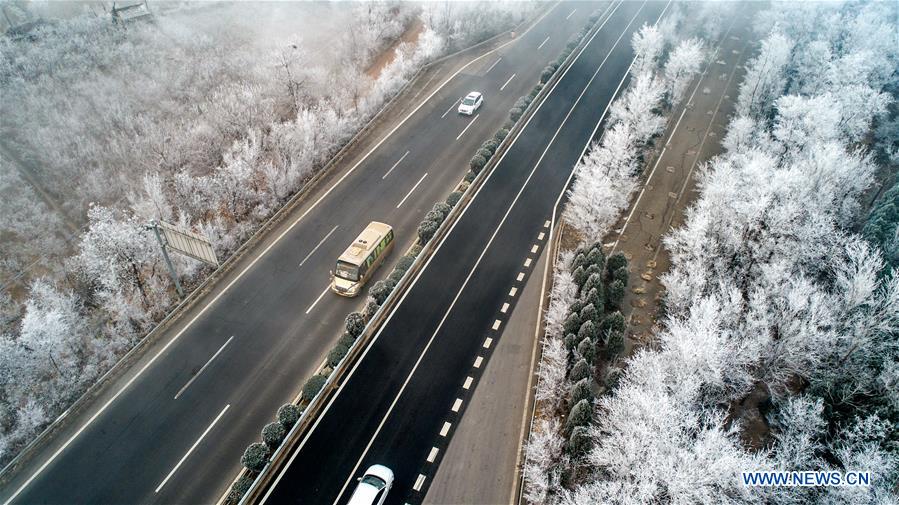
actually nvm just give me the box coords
[0,11,541,490]
[236,3,615,503]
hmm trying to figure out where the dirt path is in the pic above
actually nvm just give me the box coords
[365,17,425,80]
[604,14,756,350]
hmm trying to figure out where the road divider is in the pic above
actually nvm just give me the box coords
[227,4,615,504]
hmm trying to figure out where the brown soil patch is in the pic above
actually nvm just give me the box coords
[365,17,424,80]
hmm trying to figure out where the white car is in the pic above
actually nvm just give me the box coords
[458,91,483,115]
[347,464,394,505]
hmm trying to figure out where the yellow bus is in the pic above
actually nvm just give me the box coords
[331,222,395,297]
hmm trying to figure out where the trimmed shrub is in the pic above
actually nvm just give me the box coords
[345,312,366,337]
[494,128,510,142]
[606,329,624,360]
[602,311,626,335]
[362,297,380,320]
[572,252,588,270]
[583,287,604,315]
[262,421,286,449]
[302,374,328,401]
[469,154,487,174]
[564,333,578,351]
[477,148,493,160]
[445,191,463,208]
[417,218,441,243]
[569,425,590,454]
[337,332,355,348]
[410,243,423,257]
[568,298,585,317]
[540,65,555,83]
[227,474,255,504]
[241,442,270,472]
[396,255,415,272]
[577,320,596,343]
[481,139,498,154]
[424,209,444,223]
[572,265,588,289]
[581,272,602,298]
[327,342,350,368]
[606,251,628,274]
[563,312,582,335]
[503,120,516,131]
[570,378,593,404]
[613,265,629,286]
[570,358,591,382]
[585,263,601,277]
[607,279,625,309]
[577,337,595,363]
[579,303,597,323]
[369,280,392,304]
[457,181,470,192]
[586,246,605,268]
[530,83,544,98]
[277,404,302,429]
[387,269,405,286]
[566,399,592,432]
[432,202,452,220]
[509,107,523,122]
[463,170,476,183]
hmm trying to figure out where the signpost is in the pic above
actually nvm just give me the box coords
[147,220,219,299]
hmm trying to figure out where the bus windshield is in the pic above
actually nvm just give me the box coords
[335,261,359,281]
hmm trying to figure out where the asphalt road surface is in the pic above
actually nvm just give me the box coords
[1,4,600,505]
[260,2,670,504]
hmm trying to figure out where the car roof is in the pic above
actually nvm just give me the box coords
[347,483,380,505]
[465,91,481,99]
[364,464,394,482]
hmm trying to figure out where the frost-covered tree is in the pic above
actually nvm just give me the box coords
[664,38,705,106]
[630,24,664,78]
[736,32,793,120]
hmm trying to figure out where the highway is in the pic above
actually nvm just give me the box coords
[261,2,670,504]
[0,4,599,505]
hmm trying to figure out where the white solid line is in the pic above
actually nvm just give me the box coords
[440,422,452,437]
[537,36,550,50]
[566,8,577,20]
[452,398,463,412]
[501,302,510,313]
[517,273,525,282]
[382,150,410,180]
[427,447,439,463]
[174,336,234,400]
[484,338,493,349]
[474,356,484,368]
[396,172,429,209]
[492,320,502,330]
[414,474,426,491]
[500,73,516,91]
[455,114,480,140]
[299,225,339,267]
[305,285,331,315]
[155,404,229,493]
[485,57,503,74]
[268,4,630,502]
[531,244,539,254]
[463,377,473,390]
[537,232,545,240]
[509,287,518,297]
[441,99,461,119]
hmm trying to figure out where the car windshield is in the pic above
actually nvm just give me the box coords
[361,475,387,489]
[335,261,359,281]
[462,97,476,106]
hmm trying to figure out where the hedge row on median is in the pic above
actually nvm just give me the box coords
[226,12,607,502]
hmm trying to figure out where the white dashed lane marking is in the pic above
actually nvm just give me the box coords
[440,422,451,437]
[427,447,439,463]
[452,398,462,412]
[474,356,483,368]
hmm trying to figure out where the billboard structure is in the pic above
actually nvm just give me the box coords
[157,221,219,266]
[148,220,219,298]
